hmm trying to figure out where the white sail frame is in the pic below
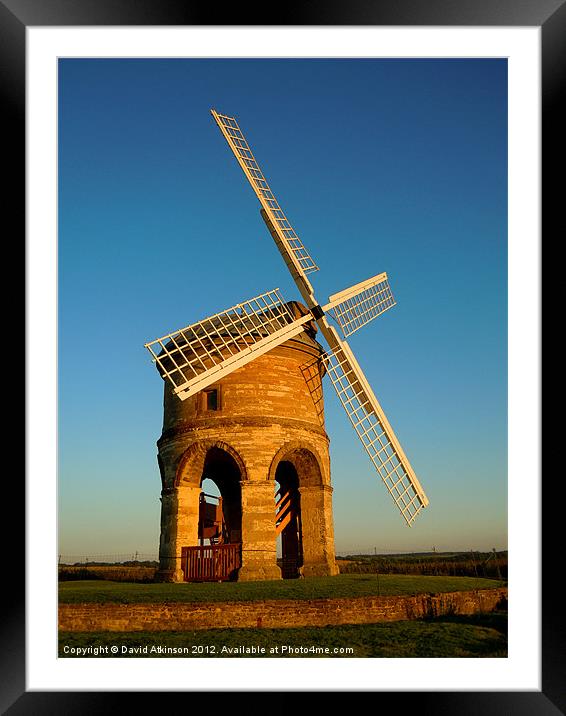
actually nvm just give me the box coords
[324,341,429,525]
[211,109,319,278]
[145,289,313,400]
[324,272,397,338]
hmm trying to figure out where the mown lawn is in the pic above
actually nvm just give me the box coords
[59,574,504,604]
[58,612,507,658]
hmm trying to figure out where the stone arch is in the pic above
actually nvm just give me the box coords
[269,442,325,579]
[175,440,248,487]
[268,441,325,488]
[175,439,245,547]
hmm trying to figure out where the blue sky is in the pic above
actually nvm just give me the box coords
[58,58,507,557]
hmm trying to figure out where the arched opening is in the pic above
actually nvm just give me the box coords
[177,443,244,582]
[275,460,303,579]
[199,446,242,546]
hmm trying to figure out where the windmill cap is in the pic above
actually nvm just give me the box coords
[285,301,318,334]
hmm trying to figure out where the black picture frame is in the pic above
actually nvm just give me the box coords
[7,0,555,712]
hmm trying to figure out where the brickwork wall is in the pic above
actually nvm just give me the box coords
[59,587,508,632]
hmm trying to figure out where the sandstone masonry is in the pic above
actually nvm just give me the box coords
[58,587,508,632]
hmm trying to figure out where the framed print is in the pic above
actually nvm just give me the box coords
[7,0,557,711]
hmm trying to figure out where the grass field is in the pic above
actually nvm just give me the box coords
[338,551,507,580]
[59,574,504,604]
[59,612,507,658]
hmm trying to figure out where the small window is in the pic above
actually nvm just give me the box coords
[205,389,218,411]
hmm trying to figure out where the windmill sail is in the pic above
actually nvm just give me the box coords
[324,340,429,525]
[324,272,396,338]
[211,110,319,285]
[211,109,429,525]
[145,289,313,400]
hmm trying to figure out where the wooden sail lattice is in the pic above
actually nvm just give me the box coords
[212,110,319,275]
[145,289,312,400]
[327,274,396,338]
[211,110,429,525]
[324,344,428,525]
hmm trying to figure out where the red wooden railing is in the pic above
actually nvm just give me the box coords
[181,544,241,582]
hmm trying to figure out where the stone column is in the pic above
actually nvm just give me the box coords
[157,485,200,582]
[237,481,281,581]
[299,485,340,577]
[156,490,178,581]
[172,484,201,582]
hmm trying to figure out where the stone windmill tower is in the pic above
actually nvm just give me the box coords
[145,110,429,583]
[155,301,337,582]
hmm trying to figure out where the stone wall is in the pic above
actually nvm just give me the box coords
[59,587,507,632]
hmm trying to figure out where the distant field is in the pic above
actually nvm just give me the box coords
[58,612,508,658]
[58,551,508,583]
[337,551,507,580]
[59,574,504,604]
[58,565,156,583]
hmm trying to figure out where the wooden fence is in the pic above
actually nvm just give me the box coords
[181,544,241,582]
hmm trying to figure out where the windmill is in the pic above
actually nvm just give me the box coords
[145,110,429,582]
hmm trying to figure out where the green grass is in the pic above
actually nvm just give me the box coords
[59,574,504,604]
[58,612,507,658]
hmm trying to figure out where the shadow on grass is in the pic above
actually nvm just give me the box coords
[424,610,508,636]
